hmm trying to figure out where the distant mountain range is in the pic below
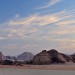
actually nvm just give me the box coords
[17,52,34,62]
[0,52,34,62]
[0,49,75,65]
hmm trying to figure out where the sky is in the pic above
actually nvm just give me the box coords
[0,0,75,56]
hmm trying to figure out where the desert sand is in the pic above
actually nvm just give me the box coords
[0,63,75,70]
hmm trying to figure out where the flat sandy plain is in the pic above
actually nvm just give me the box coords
[0,63,75,70]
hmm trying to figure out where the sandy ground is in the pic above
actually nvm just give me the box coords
[0,63,75,70]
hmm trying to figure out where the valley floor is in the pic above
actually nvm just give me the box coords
[0,63,75,70]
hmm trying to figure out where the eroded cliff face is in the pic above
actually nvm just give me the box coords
[0,49,75,65]
[71,54,75,63]
[33,50,51,65]
[32,49,73,65]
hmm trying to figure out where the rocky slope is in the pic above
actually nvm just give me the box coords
[33,50,51,65]
[32,49,73,65]
[0,49,75,65]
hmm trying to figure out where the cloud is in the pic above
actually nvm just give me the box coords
[0,37,6,40]
[23,45,38,48]
[49,39,75,42]
[56,20,75,27]
[45,38,75,48]
[2,9,75,27]
[7,44,18,49]
[0,8,75,41]
[48,29,75,35]
[15,14,20,18]
[34,15,59,26]
[36,0,62,9]
[63,44,75,49]
[8,14,37,26]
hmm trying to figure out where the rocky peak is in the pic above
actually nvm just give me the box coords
[48,49,58,54]
[33,50,51,65]
[42,50,47,53]
[17,52,34,62]
[32,49,72,65]
[48,49,59,58]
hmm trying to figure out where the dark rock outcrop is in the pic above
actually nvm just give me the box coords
[2,60,13,65]
[48,49,61,63]
[0,52,5,62]
[32,49,72,65]
[70,54,75,63]
[5,56,17,61]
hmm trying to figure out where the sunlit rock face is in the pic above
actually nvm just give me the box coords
[33,50,51,65]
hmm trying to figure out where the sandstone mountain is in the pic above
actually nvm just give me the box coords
[0,50,75,65]
[32,49,72,65]
[33,50,51,65]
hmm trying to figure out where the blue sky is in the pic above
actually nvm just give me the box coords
[0,0,75,56]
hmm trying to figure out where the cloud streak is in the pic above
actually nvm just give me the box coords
[36,0,62,9]
[0,8,75,48]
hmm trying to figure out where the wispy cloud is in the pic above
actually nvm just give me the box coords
[46,38,75,42]
[48,29,75,35]
[0,8,75,41]
[36,0,62,9]
[7,44,19,49]
[3,9,75,27]
[0,37,6,40]
[8,15,37,26]
[23,45,38,48]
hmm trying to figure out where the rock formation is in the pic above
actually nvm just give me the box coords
[17,52,34,62]
[33,50,51,65]
[5,56,17,61]
[0,50,75,65]
[32,49,72,65]
[70,54,75,63]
